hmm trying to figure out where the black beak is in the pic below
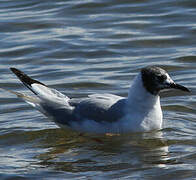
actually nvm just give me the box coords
[170,83,190,92]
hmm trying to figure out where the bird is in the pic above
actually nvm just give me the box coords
[9,66,190,134]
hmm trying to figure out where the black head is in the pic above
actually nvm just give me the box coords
[141,66,190,95]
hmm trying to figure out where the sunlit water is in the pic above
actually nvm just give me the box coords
[0,0,196,179]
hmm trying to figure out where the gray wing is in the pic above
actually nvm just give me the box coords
[9,68,126,126]
[69,94,126,123]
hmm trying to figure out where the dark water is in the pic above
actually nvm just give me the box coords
[0,0,196,179]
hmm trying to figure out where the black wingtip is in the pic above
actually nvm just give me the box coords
[10,67,22,77]
[10,67,16,72]
[10,67,46,87]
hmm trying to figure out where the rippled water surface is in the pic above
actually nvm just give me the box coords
[0,0,196,179]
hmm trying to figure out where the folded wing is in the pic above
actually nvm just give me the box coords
[10,68,126,129]
[70,94,125,123]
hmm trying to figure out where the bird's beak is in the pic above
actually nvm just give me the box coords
[170,83,190,92]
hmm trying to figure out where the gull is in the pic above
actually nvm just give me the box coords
[9,66,190,134]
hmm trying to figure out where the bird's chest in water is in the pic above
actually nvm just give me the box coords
[141,108,162,131]
[120,106,162,132]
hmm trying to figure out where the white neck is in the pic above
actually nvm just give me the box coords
[123,72,162,132]
[127,73,160,111]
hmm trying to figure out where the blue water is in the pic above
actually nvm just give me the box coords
[0,0,196,179]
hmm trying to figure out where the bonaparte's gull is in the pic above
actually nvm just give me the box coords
[9,66,190,134]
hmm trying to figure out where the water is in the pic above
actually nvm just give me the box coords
[0,0,196,179]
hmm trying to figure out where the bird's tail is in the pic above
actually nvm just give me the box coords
[4,68,73,126]
[10,68,70,106]
[1,88,41,109]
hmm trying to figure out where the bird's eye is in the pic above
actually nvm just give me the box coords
[157,75,166,82]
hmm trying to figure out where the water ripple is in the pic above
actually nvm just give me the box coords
[0,0,196,179]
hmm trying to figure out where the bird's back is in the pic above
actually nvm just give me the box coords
[70,95,126,123]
